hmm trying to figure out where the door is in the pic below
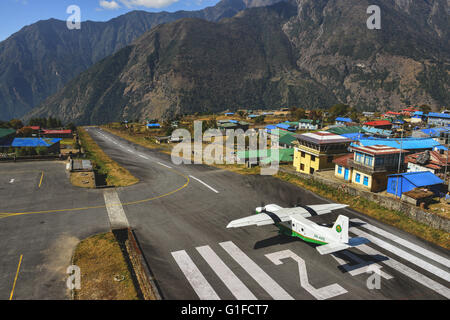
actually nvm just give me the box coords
[344,168,350,181]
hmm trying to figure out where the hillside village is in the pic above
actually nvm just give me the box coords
[99,105,450,218]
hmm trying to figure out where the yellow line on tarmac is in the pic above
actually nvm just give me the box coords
[38,172,44,188]
[9,254,23,300]
[0,167,190,220]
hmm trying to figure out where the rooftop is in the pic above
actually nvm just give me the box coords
[11,137,61,147]
[364,120,392,126]
[354,137,444,151]
[388,171,444,187]
[351,145,403,156]
[295,131,352,145]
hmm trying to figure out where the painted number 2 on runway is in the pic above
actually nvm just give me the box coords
[266,250,347,300]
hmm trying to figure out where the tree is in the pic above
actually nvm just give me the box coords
[237,111,247,119]
[329,104,350,117]
[16,127,33,137]
[419,104,432,114]
[254,115,265,124]
[8,119,23,129]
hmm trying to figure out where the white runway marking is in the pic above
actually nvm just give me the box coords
[266,250,347,300]
[331,250,392,279]
[172,250,220,300]
[189,175,219,193]
[350,227,450,282]
[352,218,450,268]
[9,179,14,183]
[196,245,257,300]
[355,243,450,299]
[157,162,172,169]
[103,189,129,229]
[220,241,293,300]
[138,154,149,160]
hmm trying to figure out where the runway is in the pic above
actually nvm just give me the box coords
[0,126,448,300]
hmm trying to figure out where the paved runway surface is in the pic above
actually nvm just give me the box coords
[0,127,449,300]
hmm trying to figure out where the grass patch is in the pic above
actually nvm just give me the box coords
[275,171,450,250]
[70,171,96,188]
[77,127,139,187]
[72,232,140,300]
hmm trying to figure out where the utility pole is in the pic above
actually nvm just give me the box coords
[395,125,404,199]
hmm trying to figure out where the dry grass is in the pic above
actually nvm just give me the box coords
[72,232,140,300]
[78,127,139,187]
[70,171,96,188]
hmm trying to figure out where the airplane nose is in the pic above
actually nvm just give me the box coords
[255,207,263,213]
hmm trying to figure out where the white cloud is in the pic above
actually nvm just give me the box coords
[119,0,179,9]
[99,0,121,10]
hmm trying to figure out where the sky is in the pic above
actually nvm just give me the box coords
[0,0,220,41]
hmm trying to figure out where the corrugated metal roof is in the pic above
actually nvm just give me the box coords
[364,120,392,126]
[146,123,161,127]
[388,171,443,187]
[326,126,364,135]
[335,117,352,122]
[427,112,450,119]
[11,138,61,147]
[354,137,441,150]
[0,128,16,139]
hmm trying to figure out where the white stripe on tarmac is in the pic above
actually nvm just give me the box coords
[196,245,257,300]
[351,227,450,282]
[220,241,293,300]
[331,251,392,279]
[171,250,220,300]
[157,162,172,169]
[189,175,219,193]
[103,189,129,229]
[355,243,450,299]
[138,154,149,160]
[351,218,450,268]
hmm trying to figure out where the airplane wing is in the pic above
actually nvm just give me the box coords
[227,204,349,228]
[316,237,370,255]
[303,204,348,217]
[316,242,351,255]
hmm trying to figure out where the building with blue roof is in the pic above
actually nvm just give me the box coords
[353,137,444,152]
[146,123,161,128]
[335,117,352,125]
[427,113,450,126]
[387,171,444,197]
[9,138,61,153]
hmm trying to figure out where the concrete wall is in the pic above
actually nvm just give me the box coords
[280,168,450,232]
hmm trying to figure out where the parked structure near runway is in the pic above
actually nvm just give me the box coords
[293,131,351,175]
[41,129,73,139]
[11,137,61,153]
[334,145,405,192]
[387,171,444,197]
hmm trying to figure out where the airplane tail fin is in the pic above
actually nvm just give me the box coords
[331,215,349,243]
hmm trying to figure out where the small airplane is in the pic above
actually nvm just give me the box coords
[227,203,369,255]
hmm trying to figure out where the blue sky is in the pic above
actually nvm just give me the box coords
[0,0,220,41]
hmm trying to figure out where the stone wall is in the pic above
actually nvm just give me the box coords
[280,168,450,232]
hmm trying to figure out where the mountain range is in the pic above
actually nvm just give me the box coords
[2,0,449,124]
[0,0,283,120]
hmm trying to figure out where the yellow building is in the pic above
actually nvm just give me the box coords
[293,131,351,174]
[333,145,405,192]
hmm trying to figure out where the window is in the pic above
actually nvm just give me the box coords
[328,156,333,163]
[338,166,342,174]
[301,152,306,158]
[300,163,305,171]
[311,155,316,162]
[310,168,315,174]
[363,176,369,186]
[367,156,373,166]
[355,173,361,183]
